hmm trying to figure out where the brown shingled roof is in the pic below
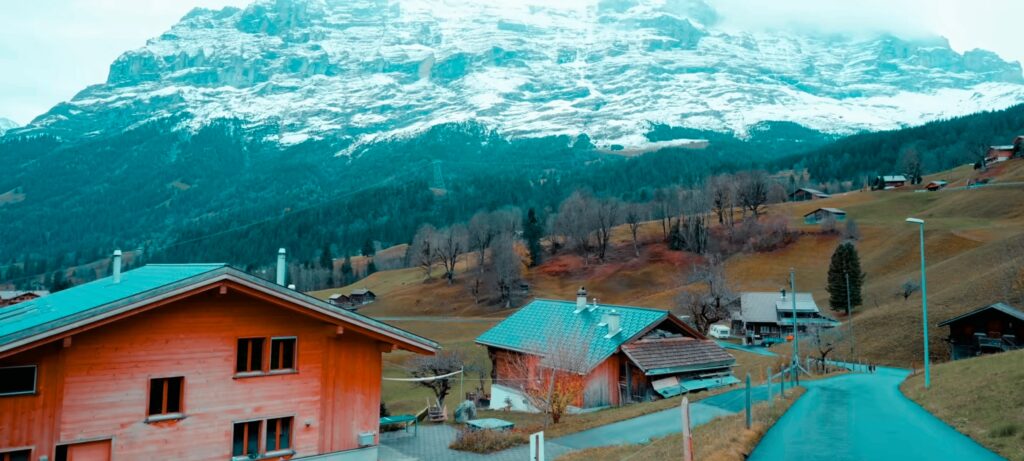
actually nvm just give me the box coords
[621,336,735,375]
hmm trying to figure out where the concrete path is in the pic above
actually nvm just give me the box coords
[379,424,574,461]
[749,367,1004,461]
[715,340,779,357]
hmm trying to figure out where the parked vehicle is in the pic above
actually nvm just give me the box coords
[710,324,731,339]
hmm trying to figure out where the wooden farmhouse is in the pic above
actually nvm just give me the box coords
[731,291,840,346]
[938,302,1022,360]
[0,291,49,308]
[873,175,908,190]
[0,256,436,461]
[476,288,736,412]
[789,188,830,202]
[986,145,1015,164]
[925,180,948,191]
[803,207,846,224]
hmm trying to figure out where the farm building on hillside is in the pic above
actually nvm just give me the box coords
[803,208,846,224]
[349,288,376,305]
[986,145,1015,163]
[873,175,908,190]
[0,290,49,307]
[789,188,831,202]
[476,288,736,412]
[0,255,436,461]
[731,291,840,346]
[925,180,948,191]
[938,302,1022,360]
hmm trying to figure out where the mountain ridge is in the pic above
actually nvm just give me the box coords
[7,0,1024,151]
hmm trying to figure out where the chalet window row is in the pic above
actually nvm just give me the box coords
[237,337,297,375]
[0,365,37,397]
[232,416,293,458]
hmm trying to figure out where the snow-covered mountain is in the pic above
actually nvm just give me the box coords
[0,118,18,136]
[15,0,1024,151]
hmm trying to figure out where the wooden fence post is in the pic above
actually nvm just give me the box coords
[681,397,694,461]
[530,431,545,461]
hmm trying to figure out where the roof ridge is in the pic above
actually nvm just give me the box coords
[530,298,670,313]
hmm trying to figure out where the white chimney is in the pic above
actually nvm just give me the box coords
[604,310,621,338]
[575,287,587,313]
[589,297,598,312]
[112,250,122,284]
[276,248,287,286]
[780,288,787,300]
[287,284,296,290]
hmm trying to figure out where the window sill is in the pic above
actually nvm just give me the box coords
[233,370,298,379]
[231,450,294,461]
[145,413,186,423]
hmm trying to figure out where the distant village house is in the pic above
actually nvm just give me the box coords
[0,253,436,461]
[349,288,376,305]
[476,288,736,412]
[789,188,831,202]
[0,290,49,307]
[938,302,1022,360]
[925,180,948,191]
[873,175,907,190]
[803,208,847,225]
[731,290,840,346]
[986,145,1015,164]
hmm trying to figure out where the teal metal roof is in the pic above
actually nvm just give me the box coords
[0,264,438,353]
[475,299,669,372]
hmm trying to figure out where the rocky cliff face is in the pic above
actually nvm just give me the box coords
[13,0,1024,151]
[0,118,17,136]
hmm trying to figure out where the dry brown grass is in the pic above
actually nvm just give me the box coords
[558,387,806,461]
[901,350,1024,461]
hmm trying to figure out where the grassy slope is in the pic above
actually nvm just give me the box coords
[312,159,1024,426]
[901,350,1024,461]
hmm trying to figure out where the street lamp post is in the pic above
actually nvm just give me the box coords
[906,217,930,389]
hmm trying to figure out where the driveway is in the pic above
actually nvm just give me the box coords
[748,367,1003,461]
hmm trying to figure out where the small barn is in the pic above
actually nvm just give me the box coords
[803,207,847,224]
[477,289,736,412]
[349,288,376,305]
[327,293,353,308]
[789,188,830,202]
[925,180,948,191]
[938,302,1022,360]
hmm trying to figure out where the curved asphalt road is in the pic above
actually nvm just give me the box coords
[749,367,1004,461]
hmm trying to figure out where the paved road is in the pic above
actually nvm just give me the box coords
[715,340,779,357]
[749,367,1004,461]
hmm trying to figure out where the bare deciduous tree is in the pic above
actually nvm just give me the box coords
[810,326,842,372]
[435,225,468,284]
[843,218,861,241]
[410,224,437,280]
[623,202,647,258]
[592,197,621,262]
[899,279,920,301]
[707,175,736,226]
[900,148,923,185]
[409,350,466,407]
[676,257,735,335]
[736,171,770,217]
[492,233,524,308]
[506,324,592,426]
[553,191,596,264]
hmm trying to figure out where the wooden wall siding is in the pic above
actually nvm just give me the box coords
[582,355,619,408]
[0,342,64,456]
[0,289,385,461]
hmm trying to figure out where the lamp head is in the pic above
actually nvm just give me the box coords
[905,217,924,225]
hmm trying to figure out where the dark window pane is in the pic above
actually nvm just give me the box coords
[246,421,260,455]
[54,446,68,461]
[249,338,264,372]
[0,366,36,395]
[148,379,164,415]
[236,339,248,372]
[266,417,292,451]
[232,422,245,456]
[166,377,182,413]
[270,338,296,370]
[6,450,31,461]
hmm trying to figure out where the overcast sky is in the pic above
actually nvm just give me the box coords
[2,0,1023,125]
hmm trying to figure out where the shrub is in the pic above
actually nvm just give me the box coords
[989,423,1019,438]
[449,428,529,453]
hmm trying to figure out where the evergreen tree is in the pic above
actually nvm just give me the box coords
[523,208,544,267]
[366,259,378,276]
[362,239,376,257]
[340,254,354,285]
[827,242,865,313]
[319,243,333,269]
